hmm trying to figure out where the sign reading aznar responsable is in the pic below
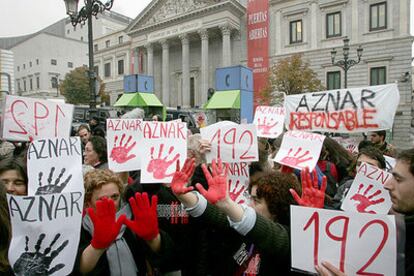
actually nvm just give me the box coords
[284,84,400,133]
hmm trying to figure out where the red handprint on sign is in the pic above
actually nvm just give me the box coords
[280,147,312,167]
[350,184,385,214]
[147,144,180,179]
[110,134,137,164]
[228,179,246,204]
[257,117,278,135]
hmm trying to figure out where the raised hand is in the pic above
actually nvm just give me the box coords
[196,158,229,204]
[124,192,159,241]
[35,167,72,195]
[87,198,125,249]
[290,167,327,208]
[170,158,195,195]
[13,233,68,276]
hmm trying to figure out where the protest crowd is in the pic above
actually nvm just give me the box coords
[0,84,413,276]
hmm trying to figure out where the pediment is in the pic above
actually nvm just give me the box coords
[127,0,221,32]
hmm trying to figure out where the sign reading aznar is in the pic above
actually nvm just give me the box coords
[285,84,400,133]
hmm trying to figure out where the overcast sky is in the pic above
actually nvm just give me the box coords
[0,0,413,42]
[0,0,152,37]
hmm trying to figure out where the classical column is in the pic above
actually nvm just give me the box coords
[133,47,139,74]
[352,0,359,42]
[198,29,209,105]
[220,25,231,67]
[180,34,190,107]
[310,1,317,49]
[400,0,408,35]
[275,11,281,54]
[161,39,170,106]
[145,43,154,76]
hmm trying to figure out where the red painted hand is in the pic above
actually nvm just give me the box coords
[110,134,136,164]
[290,167,327,208]
[170,158,195,195]
[124,192,159,241]
[87,198,125,249]
[350,184,385,214]
[228,179,246,204]
[196,158,229,204]
[147,144,180,179]
[281,147,313,167]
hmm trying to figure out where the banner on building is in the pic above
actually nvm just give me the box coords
[247,0,269,106]
[284,83,400,133]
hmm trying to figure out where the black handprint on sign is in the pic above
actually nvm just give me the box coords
[13,233,68,276]
[35,167,72,195]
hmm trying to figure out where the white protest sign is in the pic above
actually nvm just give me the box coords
[228,162,250,205]
[200,122,258,163]
[285,83,400,133]
[106,119,143,172]
[291,205,396,276]
[27,137,83,196]
[253,106,285,138]
[7,192,84,276]
[341,162,392,214]
[274,131,325,170]
[2,95,74,141]
[140,121,187,183]
[384,155,396,172]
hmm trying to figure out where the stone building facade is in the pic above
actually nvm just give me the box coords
[0,11,132,99]
[98,0,412,148]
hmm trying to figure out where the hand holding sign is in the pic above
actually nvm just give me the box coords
[290,167,327,208]
[87,198,125,249]
[13,233,68,276]
[196,159,229,204]
[170,158,195,195]
[124,192,159,241]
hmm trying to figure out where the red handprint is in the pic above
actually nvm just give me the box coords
[280,147,312,167]
[110,133,137,163]
[228,179,246,204]
[147,144,180,179]
[350,184,385,214]
[257,117,278,135]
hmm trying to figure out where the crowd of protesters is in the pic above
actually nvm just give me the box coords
[0,107,413,276]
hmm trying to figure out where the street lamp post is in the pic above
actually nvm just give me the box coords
[63,0,114,110]
[330,37,363,88]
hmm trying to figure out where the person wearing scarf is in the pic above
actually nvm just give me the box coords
[73,169,168,275]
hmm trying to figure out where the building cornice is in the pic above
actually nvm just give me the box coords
[127,0,245,37]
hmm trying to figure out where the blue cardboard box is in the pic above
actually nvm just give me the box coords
[215,65,253,92]
[240,89,253,123]
[137,74,154,93]
[124,75,138,93]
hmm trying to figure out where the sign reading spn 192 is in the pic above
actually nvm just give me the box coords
[284,84,400,133]
[1,95,74,141]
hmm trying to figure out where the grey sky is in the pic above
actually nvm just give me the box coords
[0,0,152,37]
[0,0,413,52]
